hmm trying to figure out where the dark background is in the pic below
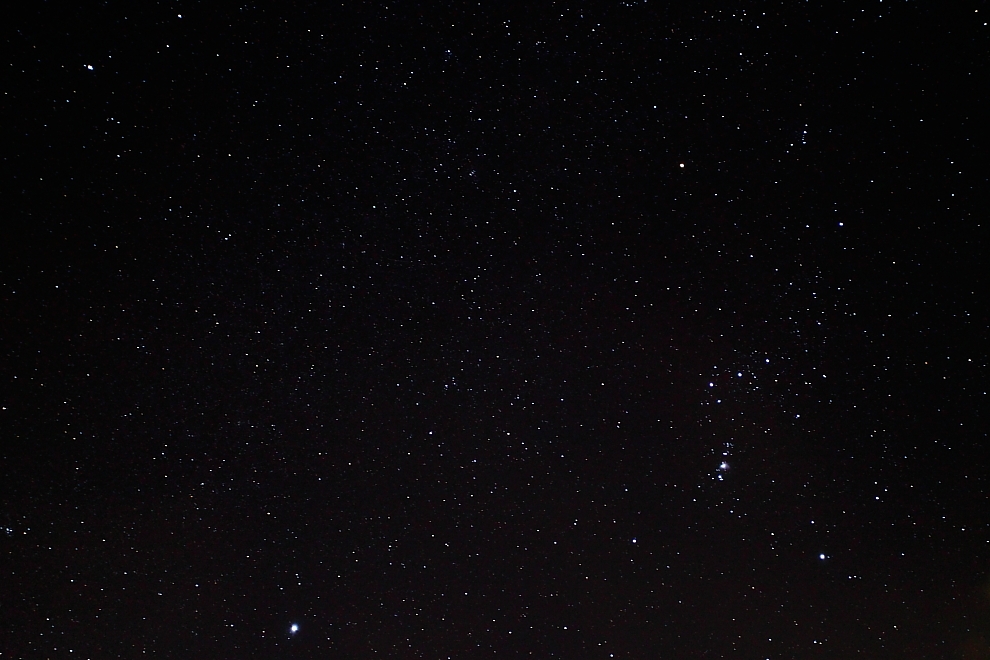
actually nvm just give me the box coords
[2,1,988,658]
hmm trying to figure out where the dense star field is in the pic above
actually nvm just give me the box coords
[2,2,988,658]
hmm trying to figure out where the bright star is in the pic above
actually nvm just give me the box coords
[290,623,299,634]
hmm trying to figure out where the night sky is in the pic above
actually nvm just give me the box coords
[2,2,988,658]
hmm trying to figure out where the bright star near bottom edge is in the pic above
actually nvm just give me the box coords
[290,623,299,634]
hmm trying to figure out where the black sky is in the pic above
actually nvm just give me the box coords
[2,1,988,658]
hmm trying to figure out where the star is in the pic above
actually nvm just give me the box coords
[290,623,299,634]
